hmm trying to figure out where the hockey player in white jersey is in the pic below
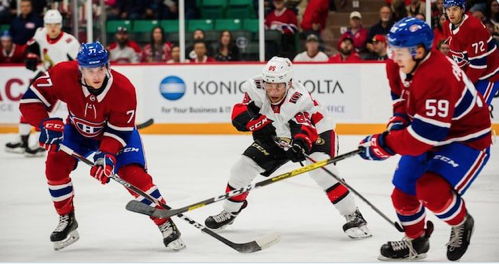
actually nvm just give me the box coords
[5,9,80,156]
[205,57,372,239]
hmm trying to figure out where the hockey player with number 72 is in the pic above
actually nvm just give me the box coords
[205,56,372,239]
[19,42,185,251]
[359,18,492,261]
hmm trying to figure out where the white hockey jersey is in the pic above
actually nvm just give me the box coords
[241,75,336,139]
[28,27,80,70]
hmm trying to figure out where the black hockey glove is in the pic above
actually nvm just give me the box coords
[246,114,276,145]
[286,138,310,162]
[25,53,39,71]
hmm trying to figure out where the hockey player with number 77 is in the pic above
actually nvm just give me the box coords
[358,17,492,261]
[18,42,185,251]
[205,56,372,240]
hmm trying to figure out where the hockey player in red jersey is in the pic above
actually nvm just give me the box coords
[359,18,492,261]
[5,10,80,157]
[443,0,499,106]
[19,42,185,251]
[204,57,372,239]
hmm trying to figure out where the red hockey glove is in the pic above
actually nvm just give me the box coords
[90,152,116,184]
[358,132,395,161]
[39,118,65,152]
[387,113,410,131]
[246,114,276,145]
[286,138,310,162]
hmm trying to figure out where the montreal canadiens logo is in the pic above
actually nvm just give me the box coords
[409,24,422,32]
[70,116,105,138]
[450,50,469,67]
[159,76,186,101]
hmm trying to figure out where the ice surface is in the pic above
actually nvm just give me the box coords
[0,134,498,262]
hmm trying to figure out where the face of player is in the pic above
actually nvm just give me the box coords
[81,66,107,89]
[46,23,62,39]
[391,47,417,74]
[446,6,465,25]
[265,82,287,104]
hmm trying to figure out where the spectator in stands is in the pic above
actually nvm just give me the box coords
[468,0,487,13]
[153,0,197,20]
[167,45,180,63]
[300,0,329,38]
[328,34,361,63]
[108,26,141,63]
[472,10,486,21]
[415,13,425,21]
[483,19,499,43]
[437,39,450,55]
[9,0,43,45]
[186,29,213,60]
[431,0,445,28]
[0,30,26,63]
[365,34,388,61]
[265,0,298,59]
[115,0,149,19]
[433,14,447,49]
[214,30,239,62]
[293,33,328,62]
[344,11,368,54]
[190,40,215,63]
[385,0,410,5]
[407,0,426,17]
[391,0,408,22]
[485,0,499,27]
[366,5,393,53]
[0,0,14,24]
[142,26,172,63]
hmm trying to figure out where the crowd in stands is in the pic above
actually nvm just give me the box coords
[2,0,499,65]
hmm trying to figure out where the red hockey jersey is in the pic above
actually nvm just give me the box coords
[19,61,137,155]
[444,14,499,83]
[385,51,491,156]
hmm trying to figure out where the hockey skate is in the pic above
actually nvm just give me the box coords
[378,221,434,261]
[342,209,372,239]
[24,146,46,157]
[205,210,239,230]
[50,212,79,251]
[159,220,185,251]
[4,135,28,154]
[446,213,474,261]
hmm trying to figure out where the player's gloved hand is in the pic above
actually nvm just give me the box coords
[25,53,39,71]
[39,117,65,152]
[286,138,310,162]
[387,114,409,131]
[246,114,276,144]
[90,151,116,185]
[358,132,395,161]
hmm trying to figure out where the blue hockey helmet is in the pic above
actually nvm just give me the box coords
[77,42,109,68]
[443,0,466,9]
[387,17,433,57]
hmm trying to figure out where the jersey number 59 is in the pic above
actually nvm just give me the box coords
[425,99,449,118]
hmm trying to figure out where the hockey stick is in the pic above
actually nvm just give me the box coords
[126,147,364,219]
[136,118,154,130]
[59,144,280,253]
[274,139,405,233]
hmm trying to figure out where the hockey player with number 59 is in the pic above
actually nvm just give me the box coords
[205,57,372,239]
[18,42,185,251]
[359,18,492,261]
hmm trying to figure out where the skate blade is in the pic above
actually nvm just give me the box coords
[345,225,372,239]
[4,147,25,154]
[24,151,46,158]
[166,238,186,251]
[53,230,79,251]
[377,253,427,261]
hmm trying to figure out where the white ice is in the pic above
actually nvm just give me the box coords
[0,134,498,262]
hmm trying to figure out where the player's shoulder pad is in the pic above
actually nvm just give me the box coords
[32,27,46,42]
[110,68,137,98]
[241,75,266,102]
[281,81,314,114]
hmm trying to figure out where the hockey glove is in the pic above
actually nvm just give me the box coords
[358,132,395,161]
[25,53,39,71]
[387,113,410,131]
[39,118,65,152]
[286,138,310,162]
[90,151,116,185]
[246,114,276,144]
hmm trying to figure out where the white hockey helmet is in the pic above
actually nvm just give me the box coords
[44,10,63,25]
[262,56,293,86]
